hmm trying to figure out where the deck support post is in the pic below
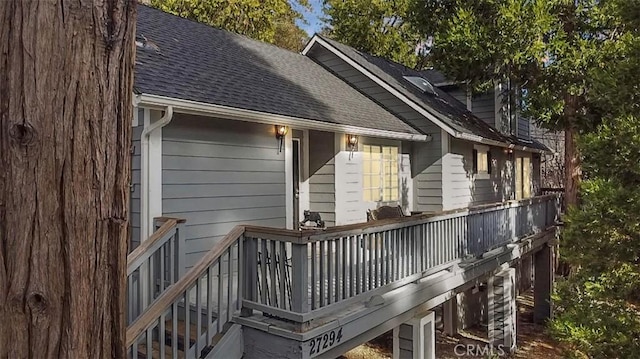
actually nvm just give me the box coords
[534,244,554,323]
[442,296,458,336]
[393,311,435,359]
[488,268,516,354]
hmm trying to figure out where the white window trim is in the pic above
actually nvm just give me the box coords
[474,144,491,180]
[362,143,400,203]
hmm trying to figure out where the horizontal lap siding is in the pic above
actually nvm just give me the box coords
[444,138,508,210]
[130,122,143,250]
[518,117,530,139]
[162,114,286,268]
[308,130,336,226]
[413,129,442,213]
[445,88,467,105]
[472,92,495,127]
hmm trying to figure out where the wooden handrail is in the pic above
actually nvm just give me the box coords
[127,218,178,273]
[243,194,560,243]
[126,225,246,347]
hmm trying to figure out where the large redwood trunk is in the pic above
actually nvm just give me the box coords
[0,0,136,357]
[564,127,581,208]
[563,94,581,209]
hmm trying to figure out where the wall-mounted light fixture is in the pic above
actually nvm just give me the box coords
[346,134,358,159]
[275,125,288,153]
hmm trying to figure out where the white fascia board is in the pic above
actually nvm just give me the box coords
[304,36,547,154]
[135,93,427,142]
[457,132,546,154]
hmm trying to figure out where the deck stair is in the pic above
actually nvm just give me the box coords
[126,195,561,358]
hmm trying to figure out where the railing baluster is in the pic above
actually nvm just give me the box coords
[342,237,348,300]
[336,237,343,302]
[367,233,373,290]
[319,240,326,307]
[159,310,166,359]
[206,267,213,347]
[350,236,356,297]
[327,240,334,305]
[218,259,224,334]
[237,236,244,312]
[384,231,389,284]
[227,247,233,323]
[269,240,277,308]
[260,239,268,305]
[184,291,190,355]
[172,301,178,359]
[311,241,317,309]
[278,241,287,310]
[355,235,361,295]
[196,276,202,357]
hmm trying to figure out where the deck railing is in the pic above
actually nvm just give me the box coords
[242,194,560,321]
[126,217,185,324]
[125,195,560,357]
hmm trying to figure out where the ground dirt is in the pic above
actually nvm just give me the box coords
[339,293,566,359]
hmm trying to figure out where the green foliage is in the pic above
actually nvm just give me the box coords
[323,0,424,68]
[150,0,310,51]
[549,2,640,354]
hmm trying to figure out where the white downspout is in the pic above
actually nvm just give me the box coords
[140,106,174,242]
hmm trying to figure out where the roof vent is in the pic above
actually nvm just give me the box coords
[403,76,437,95]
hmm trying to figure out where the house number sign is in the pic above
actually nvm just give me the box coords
[308,327,343,356]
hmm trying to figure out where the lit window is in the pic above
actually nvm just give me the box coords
[472,145,490,176]
[363,145,399,202]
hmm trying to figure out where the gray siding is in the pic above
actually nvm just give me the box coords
[471,92,495,127]
[308,131,336,226]
[518,116,530,139]
[412,129,443,213]
[308,46,444,213]
[444,87,467,106]
[130,111,143,250]
[162,114,286,268]
[444,138,510,209]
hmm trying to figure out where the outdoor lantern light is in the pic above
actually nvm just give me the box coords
[347,134,358,150]
[347,134,358,159]
[275,125,288,153]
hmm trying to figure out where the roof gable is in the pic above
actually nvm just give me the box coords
[306,35,548,152]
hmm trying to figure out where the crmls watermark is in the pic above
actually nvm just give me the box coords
[453,344,507,357]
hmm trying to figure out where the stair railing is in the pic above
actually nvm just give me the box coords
[126,226,246,359]
[127,217,186,325]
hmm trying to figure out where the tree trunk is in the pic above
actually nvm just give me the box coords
[563,95,581,209]
[0,0,136,357]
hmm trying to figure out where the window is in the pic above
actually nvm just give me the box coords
[363,145,399,202]
[515,155,531,199]
[473,145,490,178]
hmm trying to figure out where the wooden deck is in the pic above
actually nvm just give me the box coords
[125,195,561,359]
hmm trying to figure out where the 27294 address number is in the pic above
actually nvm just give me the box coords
[309,328,343,355]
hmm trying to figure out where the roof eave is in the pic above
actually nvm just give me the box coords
[134,93,428,142]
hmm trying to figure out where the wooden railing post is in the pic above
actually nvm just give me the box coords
[175,222,186,279]
[291,242,309,313]
[241,237,258,317]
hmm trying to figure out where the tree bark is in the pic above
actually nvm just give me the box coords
[563,95,581,209]
[0,0,136,357]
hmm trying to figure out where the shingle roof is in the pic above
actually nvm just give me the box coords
[134,6,420,136]
[317,36,549,151]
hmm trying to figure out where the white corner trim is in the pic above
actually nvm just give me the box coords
[132,106,139,127]
[135,93,427,142]
[285,130,294,230]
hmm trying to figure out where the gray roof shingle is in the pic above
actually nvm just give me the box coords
[317,36,549,151]
[134,6,420,136]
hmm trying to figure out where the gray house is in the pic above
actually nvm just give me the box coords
[131,6,547,268]
[126,6,559,359]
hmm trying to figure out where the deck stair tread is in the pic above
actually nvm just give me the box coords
[137,341,185,359]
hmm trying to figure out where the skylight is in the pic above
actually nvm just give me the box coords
[403,76,437,95]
